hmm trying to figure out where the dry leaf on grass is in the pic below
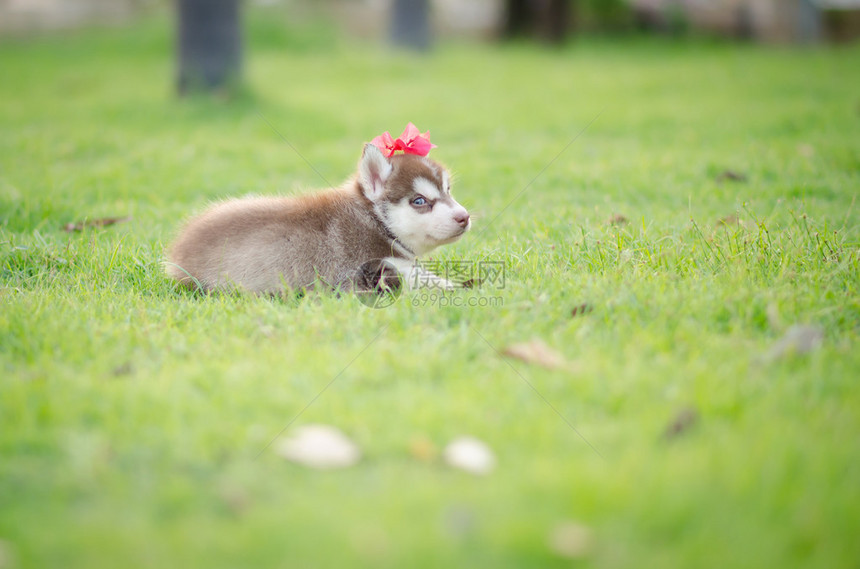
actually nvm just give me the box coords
[62,216,130,232]
[503,339,568,370]
[607,213,628,226]
[348,525,390,561]
[715,170,747,183]
[548,521,593,559]
[217,484,251,517]
[570,303,594,318]
[716,214,741,227]
[0,539,15,569]
[111,362,133,377]
[408,435,438,462]
[662,406,699,441]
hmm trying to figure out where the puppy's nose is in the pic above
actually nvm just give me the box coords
[454,211,470,228]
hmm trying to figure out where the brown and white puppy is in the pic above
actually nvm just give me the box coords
[165,143,470,294]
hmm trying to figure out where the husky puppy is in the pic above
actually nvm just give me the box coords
[165,143,470,294]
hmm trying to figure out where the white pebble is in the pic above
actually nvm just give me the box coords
[443,436,496,475]
[276,424,361,469]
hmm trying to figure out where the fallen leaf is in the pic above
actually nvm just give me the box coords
[548,521,593,559]
[570,303,593,318]
[443,436,496,475]
[766,324,824,360]
[276,424,360,469]
[662,406,699,440]
[0,539,15,569]
[408,435,438,462]
[503,339,567,370]
[715,170,747,183]
[348,524,390,561]
[62,216,130,232]
[111,362,133,377]
[218,484,251,517]
[607,213,628,226]
[716,214,741,226]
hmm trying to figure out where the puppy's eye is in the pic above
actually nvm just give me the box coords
[412,196,427,206]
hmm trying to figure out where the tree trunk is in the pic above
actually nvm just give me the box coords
[390,0,432,51]
[795,0,821,43]
[542,0,572,43]
[503,0,533,38]
[177,0,242,95]
[504,0,575,43]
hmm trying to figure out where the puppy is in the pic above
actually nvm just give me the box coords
[165,142,470,294]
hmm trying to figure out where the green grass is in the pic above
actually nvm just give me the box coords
[1,11,859,569]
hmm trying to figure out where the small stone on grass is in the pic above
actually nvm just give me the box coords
[443,436,496,475]
[766,324,824,360]
[276,424,360,469]
[442,504,477,538]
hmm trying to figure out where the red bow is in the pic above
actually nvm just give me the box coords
[370,123,436,158]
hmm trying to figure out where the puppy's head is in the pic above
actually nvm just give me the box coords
[358,143,470,256]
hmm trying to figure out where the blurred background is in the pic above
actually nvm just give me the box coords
[2,0,858,107]
[5,0,860,42]
[3,0,860,42]
[3,0,859,51]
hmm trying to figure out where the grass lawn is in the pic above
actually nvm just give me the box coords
[1,10,859,568]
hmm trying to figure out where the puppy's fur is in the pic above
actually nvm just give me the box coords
[166,143,470,293]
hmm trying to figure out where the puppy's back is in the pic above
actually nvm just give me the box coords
[167,191,350,292]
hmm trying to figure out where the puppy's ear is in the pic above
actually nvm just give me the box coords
[359,143,393,202]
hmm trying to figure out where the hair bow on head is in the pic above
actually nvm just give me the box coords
[370,123,437,158]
